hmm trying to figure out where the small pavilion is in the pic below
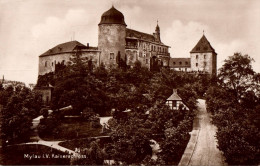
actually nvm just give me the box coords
[166,89,189,110]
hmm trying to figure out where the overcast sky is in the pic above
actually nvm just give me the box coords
[0,0,259,84]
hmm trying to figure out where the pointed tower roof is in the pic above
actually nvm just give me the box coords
[190,34,217,54]
[155,20,160,32]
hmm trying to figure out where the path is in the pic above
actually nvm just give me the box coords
[24,140,76,155]
[25,115,110,155]
[188,99,227,166]
[27,115,77,155]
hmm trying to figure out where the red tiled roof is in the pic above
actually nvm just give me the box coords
[169,58,191,68]
[190,35,216,54]
[39,41,97,57]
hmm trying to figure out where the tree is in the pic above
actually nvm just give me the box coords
[2,87,42,144]
[218,53,259,101]
[108,113,153,164]
[70,139,105,165]
[159,118,192,164]
[205,52,260,165]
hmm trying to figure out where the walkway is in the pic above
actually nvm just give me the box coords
[27,115,77,155]
[24,140,76,155]
[179,99,227,166]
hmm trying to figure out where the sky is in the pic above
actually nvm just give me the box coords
[0,0,260,84]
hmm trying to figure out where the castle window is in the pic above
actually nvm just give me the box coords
[204,54,206,59]
[45,61,48,67]
[46,96,49,104]
[110,53,115,60]
[179,62,182,65]
[185,61,188,65]
[196,63,198,67]
[196,55,199,59]
[173,62,176,65]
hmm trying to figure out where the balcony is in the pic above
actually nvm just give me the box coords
[126,45,138,49]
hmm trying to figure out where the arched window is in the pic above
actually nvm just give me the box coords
[45,61,48,67]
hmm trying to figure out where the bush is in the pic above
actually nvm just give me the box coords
[216,122,260,165]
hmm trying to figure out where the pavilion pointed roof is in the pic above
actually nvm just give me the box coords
[167,89,182,101]
[190,35,216,54]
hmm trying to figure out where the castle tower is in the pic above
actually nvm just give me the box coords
[98,6,127,67]
[153,21,161,43]
[190,34,217,75]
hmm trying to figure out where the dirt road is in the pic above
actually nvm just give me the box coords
[189,99,227,166]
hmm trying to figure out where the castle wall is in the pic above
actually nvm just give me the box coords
[98,24,126,67]
[34,87,52,106]
[125,38,169,69]
[125,49,138,67]
[212,53,217,75]
[38,51,100,75]
[190,52,215,74]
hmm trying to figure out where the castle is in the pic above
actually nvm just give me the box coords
[38,6,217,76]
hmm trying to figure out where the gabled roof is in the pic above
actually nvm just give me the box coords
[126,28,155,42]
[169,58,191,68]
[167,89,182,101]
[126,28,168,46]
[39,41,89,57]
[190,35,216,54]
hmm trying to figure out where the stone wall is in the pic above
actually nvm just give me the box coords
[98,24,126,67]
[190,52,216,74]
[125,40,169,69]
[38,51,100,75]
[34,87,52,106]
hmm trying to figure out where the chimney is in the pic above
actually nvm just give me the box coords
[87,43,89,48]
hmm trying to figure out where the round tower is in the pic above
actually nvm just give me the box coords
[98,6,127,67]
